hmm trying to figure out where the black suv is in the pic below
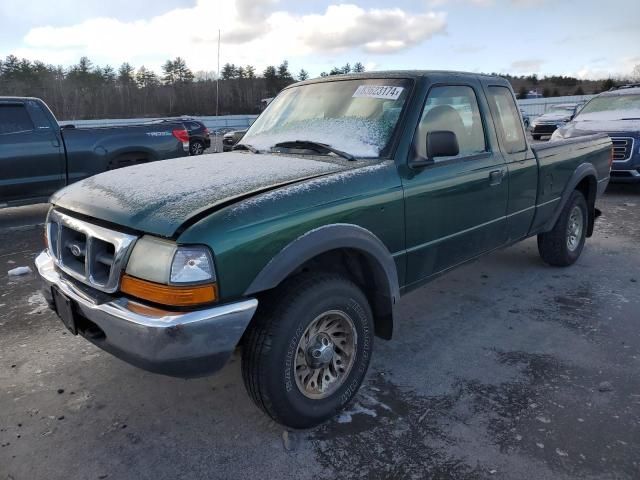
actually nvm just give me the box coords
[222,128,247,151]
[183,119,211,155]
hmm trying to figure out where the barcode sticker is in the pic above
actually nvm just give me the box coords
[352,85,404,100]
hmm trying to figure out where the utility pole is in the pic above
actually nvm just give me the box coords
[216,29,220,117]
[214,28,221,153]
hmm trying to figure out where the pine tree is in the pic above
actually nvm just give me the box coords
[136,66,159,88]
[101,65,116,83]
[118,62,135,85]
[600,78,615,92]
[221,63,236,80]
[298,69,309,81]
[172,57,193,83]
[277,61,293,82]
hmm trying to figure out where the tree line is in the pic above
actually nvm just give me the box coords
[2,54,638,119]
[507,73,640,99]
[0,55,366,120]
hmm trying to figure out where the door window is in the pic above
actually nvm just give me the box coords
[487,86,527,153]
[0,104,34,135]
[26,101,54,130]
[416,85,486,160]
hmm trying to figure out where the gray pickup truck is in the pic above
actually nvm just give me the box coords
[0,97,190,207]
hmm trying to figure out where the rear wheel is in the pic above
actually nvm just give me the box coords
[538,190,588,266]
[242,273,374,428]
[190,140,205,155]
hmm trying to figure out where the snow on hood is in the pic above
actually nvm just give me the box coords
[51,152,347,237]
[554,109,640,138]
[535,113,573,122]
[576,109,640,122]
[561,118,640,136]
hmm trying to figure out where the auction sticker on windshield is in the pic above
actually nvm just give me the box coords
[352,85,404,100]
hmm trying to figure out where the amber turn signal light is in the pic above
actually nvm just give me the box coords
[121,274,218,307]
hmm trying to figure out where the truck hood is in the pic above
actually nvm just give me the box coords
[534,113,572,123]
[51,152,347,237]
[555,116,640,138]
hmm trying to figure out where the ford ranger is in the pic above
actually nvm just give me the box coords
[35,71,612,428]
[0,97,190,207]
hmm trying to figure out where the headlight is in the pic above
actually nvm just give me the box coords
[123,236,217,307]
[550,129,564,142]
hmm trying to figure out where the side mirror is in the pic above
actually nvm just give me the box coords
[427,130,459,158]
[409,130,459,168]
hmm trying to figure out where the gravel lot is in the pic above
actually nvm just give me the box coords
[1,182,638,480]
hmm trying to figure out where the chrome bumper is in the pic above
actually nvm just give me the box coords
[36,250,258,377]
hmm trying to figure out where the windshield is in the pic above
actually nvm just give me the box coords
[578,94,640,118]
[241,78,412,158]
[547,106,575,115]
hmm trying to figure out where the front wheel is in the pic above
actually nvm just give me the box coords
[538,190,588,266]
[242,273,374,428]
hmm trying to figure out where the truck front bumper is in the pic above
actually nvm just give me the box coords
[36,250,258,378]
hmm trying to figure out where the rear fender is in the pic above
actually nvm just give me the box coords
[543,163,597,235]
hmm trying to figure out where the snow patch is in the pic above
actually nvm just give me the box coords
[229,161,391,214]
[27,292,49,315]
[53,152,344,234]
[336,402,378,423]
[8,266,32,276]
[244,117,396,158]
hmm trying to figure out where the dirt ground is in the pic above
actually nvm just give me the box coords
[1,184,638,480]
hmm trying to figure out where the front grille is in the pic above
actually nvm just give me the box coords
[611,137,634,161]
[532,124,558,134]
[47,210,137,293]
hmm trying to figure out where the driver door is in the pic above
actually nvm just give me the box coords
[401,81,509,286]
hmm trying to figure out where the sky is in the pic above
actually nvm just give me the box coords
[0,0,638,79]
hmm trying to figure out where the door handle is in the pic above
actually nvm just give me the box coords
[489,169,504,186]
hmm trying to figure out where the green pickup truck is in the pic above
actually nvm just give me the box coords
[36,71,612,428]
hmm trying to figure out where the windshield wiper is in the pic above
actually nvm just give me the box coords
[233,143,260,154]
[272,140,356,161]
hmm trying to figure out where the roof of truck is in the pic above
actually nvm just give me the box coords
[0,96,41,102]
[293,70,511,88]
[600,86,640,96]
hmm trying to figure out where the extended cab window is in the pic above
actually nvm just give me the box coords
[0,104,34,135]
[416,85,486,160]
[487,86,526,154]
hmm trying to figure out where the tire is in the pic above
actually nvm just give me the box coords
[190,140,204,155]
[242,273,374,429]
[532,134,541,140]
[537,190,588,267]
